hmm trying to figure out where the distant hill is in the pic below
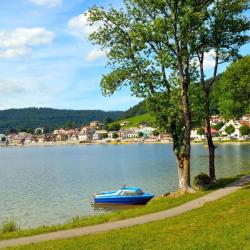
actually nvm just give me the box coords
[0,108,123,133]
[120,101,146,119]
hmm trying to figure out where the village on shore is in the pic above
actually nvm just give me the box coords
[0,114,250,147]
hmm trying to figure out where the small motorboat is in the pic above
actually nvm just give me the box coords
[93,186,154,205]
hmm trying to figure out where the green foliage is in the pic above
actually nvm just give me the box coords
[87,1,208,157]
[102,133,108,139]
[108,123,121,132]
[121,101,146,119]
[109,114,154,129]
[239,125,250,136]
[193,173,212,188]
[0,136,6,143]
[197,128,205,135]
[65,120,75,129]
[152,130,159,136]
[212,122,224,131]
[216,56,250,119]
[138,132,144,138]
[112,133,119,139]
[0,108,123,134]
[1,220,18,233]
[225,124,235,135]
[104,117,113,124]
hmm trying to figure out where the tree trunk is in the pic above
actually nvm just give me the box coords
[177,156,194,192]
[204,90,216,181]
[182,86,192,188]
[177,157,185,190]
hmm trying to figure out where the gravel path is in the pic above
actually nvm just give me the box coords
[1,175,249,249]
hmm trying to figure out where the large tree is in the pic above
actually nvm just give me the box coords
[87,0,207,191]
[194,0,249,181]
[216,56,250,119]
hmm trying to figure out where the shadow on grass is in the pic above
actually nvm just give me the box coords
[205,172,250,191]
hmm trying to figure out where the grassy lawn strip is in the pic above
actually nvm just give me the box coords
[9,184,250,250]
[0,175,243,241]
[109,113,154,129]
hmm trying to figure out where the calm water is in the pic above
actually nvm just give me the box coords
[0,143,249,228]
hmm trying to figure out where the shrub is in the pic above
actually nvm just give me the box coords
[1,220,19,233]
[193,173,211,189]
[225,124,235,135]
[239,125,250,136]
[197,128,205,135]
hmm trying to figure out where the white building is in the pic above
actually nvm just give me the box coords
[78,127,94,142]
[138,126,156,138]
[92,130,108,140]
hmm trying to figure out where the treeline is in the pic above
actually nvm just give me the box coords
[0,108,123,134]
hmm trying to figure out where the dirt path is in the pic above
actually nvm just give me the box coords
[1,175,249,249]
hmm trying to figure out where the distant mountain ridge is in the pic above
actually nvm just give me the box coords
[0,103,146,133]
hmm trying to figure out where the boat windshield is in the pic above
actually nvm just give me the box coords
[119,189,144,196]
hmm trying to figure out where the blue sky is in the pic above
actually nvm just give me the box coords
[0,0,249,111]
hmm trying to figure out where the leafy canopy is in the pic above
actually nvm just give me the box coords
[216,56,250,119]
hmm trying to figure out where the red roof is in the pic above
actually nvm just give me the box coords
[205,128,218,133]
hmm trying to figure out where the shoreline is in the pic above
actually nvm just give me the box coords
[2,139,250,148]
[0,174,248,244]
[2,140,172,148]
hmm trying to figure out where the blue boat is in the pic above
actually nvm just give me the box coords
[93,186,154,205]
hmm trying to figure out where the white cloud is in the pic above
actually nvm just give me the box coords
[0,80,25,94]
[203,50,216,69]
[0,28,55,58]
[67,12,101,38]
[86,49,106,61]
[29,0,62,7]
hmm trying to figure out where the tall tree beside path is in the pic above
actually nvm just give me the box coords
[87,0,208,192]
[194,0,249,181]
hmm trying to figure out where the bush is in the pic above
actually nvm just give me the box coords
[239,125,250,136]
[1,220,19,233]
[193,173,211,189]
[197,128,205,135]
[225,124,235,135]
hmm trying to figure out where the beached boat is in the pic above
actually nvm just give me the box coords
[93,186,154,205]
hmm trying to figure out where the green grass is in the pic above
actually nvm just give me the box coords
[0,175,241,241]
[110,113,155,129]
[1,220,18,233]
[8,184,250,250]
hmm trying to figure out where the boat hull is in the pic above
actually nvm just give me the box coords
[94,195,153,205]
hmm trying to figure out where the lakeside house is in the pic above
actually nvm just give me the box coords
[67,129,79,142]
[90,121,104,130]
[78,126,94,142]
[138,125,155,138]
[108,131,119,139]
[210,115,224,125]
[219,120,241,139]
[25,134,36,143]
[93,130,108,140]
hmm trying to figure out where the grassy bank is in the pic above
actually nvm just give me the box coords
[11,183,250,250]
[109,113,154,129]
[0,175,242,241]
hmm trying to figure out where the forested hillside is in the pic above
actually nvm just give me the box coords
[0,108,123,133]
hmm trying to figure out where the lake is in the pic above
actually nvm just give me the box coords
[0,143,249,228]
